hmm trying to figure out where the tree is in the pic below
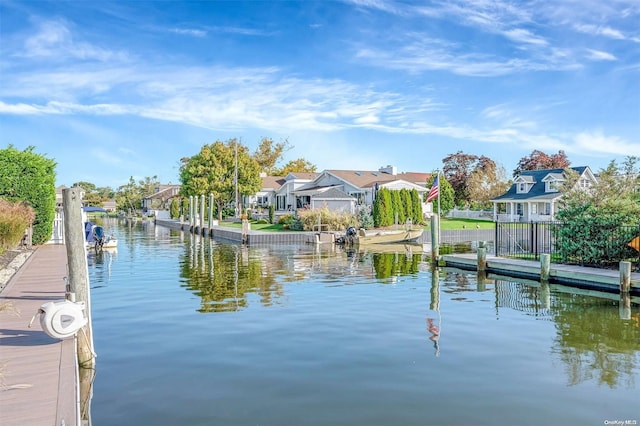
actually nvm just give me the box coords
[513,149,570,176]
[467,159,511,209]
[252,137,290,175]
[73,181,114,207]
[410,189,423,225]
[274,158,317,175]
[373,188,393,227]
[555,157,640,266]
[425,173,455,215]
[170,198,180,219]
[0,145,56,244]
[442,151,479,207]
[180,139,262,220]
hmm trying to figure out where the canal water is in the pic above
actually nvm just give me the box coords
[87,219,640,426]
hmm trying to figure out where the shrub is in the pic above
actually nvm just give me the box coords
[268,204,275,224]
[256,219,269,224]
[0,146,56,244]
[357,207,374,229]
[170,198,180,219]
[278,214,294,225]
[0,198,35,255]
[296,207,358,231]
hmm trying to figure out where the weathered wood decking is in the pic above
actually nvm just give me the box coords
[0,244,77,426]
[443,253,640,294]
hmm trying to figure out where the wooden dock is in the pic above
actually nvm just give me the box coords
[0,244,78,426]
[443,253,640,293]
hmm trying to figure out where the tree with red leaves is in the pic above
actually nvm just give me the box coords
[513,150,570,176]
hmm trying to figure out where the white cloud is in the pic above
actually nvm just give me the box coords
[169,28,207,37]
[585,49,617,61]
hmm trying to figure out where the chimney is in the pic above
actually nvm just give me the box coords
[379,165,397,175]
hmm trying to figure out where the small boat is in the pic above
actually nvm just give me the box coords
[85,221,118,250]
[338,226,423,246]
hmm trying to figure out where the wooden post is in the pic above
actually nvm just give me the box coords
[189,196,194,230]
[430,215,439,263]
[208,193,214,231]
[62,187,95,367]
[477,246,486,272]
[620,261,631,293]
[540,253,551,281]
[242,218,250,244]
[199,194,205,235]
[193,196,199,233]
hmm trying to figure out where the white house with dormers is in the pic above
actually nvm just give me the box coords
[491,166,597,222]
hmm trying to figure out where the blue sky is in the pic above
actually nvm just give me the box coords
[1,0,638,189]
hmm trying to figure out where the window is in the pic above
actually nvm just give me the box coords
[579,178,591,189]
[351,192,365,204]
[517,183,527,193]
[545,180,560,193]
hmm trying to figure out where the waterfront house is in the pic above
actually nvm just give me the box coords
[247,166,432,217]
[142,184,181,211]
[491,166,596,222]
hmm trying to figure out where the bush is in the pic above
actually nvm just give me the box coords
[296,207,358,231]
[170,198,180,219]
[268,204,275,224]
[256,219,269,224]
[0,198,35,255]
[357,207,374,230]
[0,146,56,244]
[278,214,294,225]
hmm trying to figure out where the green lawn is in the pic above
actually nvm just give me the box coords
[435,218,494,230]
[218,220,285,231]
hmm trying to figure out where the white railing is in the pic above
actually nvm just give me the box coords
[448,208,493,220]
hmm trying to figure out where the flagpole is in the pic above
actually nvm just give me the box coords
[437,170,441,247]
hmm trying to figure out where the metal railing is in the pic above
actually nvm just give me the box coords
[495,221,640,267]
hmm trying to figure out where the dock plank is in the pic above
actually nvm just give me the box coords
[443,253,640,291]
[0,245,77,426]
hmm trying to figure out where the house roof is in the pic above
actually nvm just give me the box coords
[323,169,430,189]
[144,184,181,200]
[311,187,354,200]
[260,176,286,190]
[492,166,588,202]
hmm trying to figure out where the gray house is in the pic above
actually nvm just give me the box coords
[491,166,596,222]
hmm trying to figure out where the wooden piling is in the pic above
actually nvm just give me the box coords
[189,196,194,230]
[477,246,486,272]
[620,261,631,293]
[199,194,205,235]
[540,253,550,281]
[208,193,214,231]
[62,187,95,368]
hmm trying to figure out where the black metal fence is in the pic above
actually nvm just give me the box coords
[495,221,640,267]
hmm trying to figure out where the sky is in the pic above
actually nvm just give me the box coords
[1,0,639,189]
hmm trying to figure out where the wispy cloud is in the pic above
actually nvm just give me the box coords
[573,23,625,40]
[586,49,617,61]
[169,27,207,37]
[20,19,129,62]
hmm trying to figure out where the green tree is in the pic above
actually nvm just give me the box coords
[556,158,640,266]
[170,198,180,219]
[180,139,262,220]
[467,159,511,209]
[253,137,290,175]
[0,145,56,244]
[426,173,455,215]
[274,158,317,175]
[373,188,393,227]
[410,189,423,224]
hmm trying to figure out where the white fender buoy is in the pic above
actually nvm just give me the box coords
[38,300,88,339]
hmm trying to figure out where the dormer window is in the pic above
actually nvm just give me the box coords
[545,180,560,193]
[517,183,527,193]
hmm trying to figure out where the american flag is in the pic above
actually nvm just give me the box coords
[427,174,439,202]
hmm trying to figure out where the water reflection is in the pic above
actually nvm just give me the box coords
[179,238,425,312]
